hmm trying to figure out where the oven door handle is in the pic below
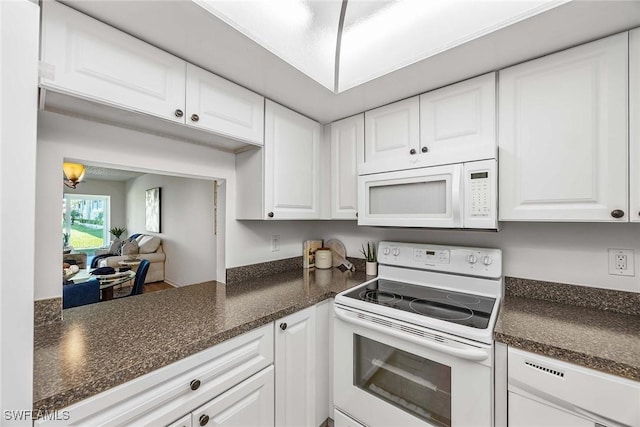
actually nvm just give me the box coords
[335,308,489,362]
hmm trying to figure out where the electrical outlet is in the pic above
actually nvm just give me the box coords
[608,249,634,276]
[271,235,280,252]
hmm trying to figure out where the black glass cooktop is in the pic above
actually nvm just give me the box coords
[342,279,496,329]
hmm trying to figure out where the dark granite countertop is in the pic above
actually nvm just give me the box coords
[33,268,367,412]
[494,294,640,381]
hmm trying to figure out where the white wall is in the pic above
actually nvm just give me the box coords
[63,179,127,238]
[318,221,640,293]
[1,1,38,423]
[35,111,235,300]
[125,173,217,286]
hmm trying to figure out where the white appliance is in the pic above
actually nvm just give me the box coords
[357,159,497,229]
[334,241,502,427]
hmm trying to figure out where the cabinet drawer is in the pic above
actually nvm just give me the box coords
[191,366,274,427]
[41,1,186,122]
[37,324,273,426]
[508,348,640,427]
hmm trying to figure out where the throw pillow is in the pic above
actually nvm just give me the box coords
[120,239,139,255]
[108,239,122,254]
[137,235,161,254]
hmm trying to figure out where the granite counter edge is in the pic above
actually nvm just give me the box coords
[494,331,640,382]
[33,291,340,413]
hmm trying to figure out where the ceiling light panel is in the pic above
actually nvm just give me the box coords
[338,0,569,92]
[195,0,342,91]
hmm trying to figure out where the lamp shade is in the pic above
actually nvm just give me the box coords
[63,162,85,188]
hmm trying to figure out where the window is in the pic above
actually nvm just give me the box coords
[62,194,110,251]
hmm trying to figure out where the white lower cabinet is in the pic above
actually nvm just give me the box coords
[275,306,317,427]
[191,366,274,427]
[36,325,273,427]
[167,414,192,427]
[36,303,335,427]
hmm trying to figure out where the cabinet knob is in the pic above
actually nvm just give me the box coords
[409,149,417,155]
[268,212,274,218]
[191,114,200,122]
[611,209,624,219]
[421,146,429,153]
[280,322,287,331]
[174,109,184,118]
[199,415,209,426]
[190,379,201,391]
[355,212,358,218]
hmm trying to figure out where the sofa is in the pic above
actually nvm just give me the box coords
[95,234,166,283]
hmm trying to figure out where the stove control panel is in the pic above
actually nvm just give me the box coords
[378,241,502,279]
[414,248,450,264]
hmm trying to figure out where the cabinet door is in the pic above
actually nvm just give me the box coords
[631,29,640,222]
[192,367,274,427]
[499,33,628,221]
[508,393,592,427]
[364,97,420,163]
[315,300,332,426]
[167,414,192,427]
[275,306,317,427]
[420,72,496,165]
[265,100,321,219]
[40,1,186,122]
[331,114,364,219]
[186,64,264,145]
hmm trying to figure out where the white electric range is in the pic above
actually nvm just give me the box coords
[333,241,502,427]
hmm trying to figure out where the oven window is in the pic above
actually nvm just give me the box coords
[354,334,451,426]
[369,180,447,215]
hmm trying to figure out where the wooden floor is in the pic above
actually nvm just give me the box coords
[113,281,174,297]
[143,281,174,293]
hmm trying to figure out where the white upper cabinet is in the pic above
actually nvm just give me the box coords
[630,28,640,223]
[41,1,186,122]
[186,64,264,145]
[499,33,628,221]
[420,72,496,165]
[331,114,364,219]
[364,97,420,163]
[264,100,321,219]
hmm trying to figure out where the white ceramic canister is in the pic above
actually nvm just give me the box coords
[315,248,333,269]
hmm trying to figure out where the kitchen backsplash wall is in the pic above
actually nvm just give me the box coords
[321,221,640,293]
[228,220,640,293]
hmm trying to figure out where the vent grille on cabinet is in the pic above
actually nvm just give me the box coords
[525,360,565,378]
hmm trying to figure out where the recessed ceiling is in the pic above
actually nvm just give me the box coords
[82,165,144,182]
[60,0,640,123]
[195,0,567,93]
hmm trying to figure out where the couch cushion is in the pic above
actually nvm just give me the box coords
[137,235,161,254]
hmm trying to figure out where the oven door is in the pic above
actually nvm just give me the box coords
[334,306,492,427]
[357,164,462,228]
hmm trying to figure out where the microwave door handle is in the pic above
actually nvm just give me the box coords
[451,166,462,227]
[335,308,489,362]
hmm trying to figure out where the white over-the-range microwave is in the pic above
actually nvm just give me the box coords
[357,158,497,229]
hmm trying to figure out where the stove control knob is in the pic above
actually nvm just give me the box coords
[467,254,478,264]
[482,256,493,266]
[383,247,390,255]
[392,248,400,256]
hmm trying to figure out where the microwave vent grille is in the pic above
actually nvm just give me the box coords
[355,312,451,345]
